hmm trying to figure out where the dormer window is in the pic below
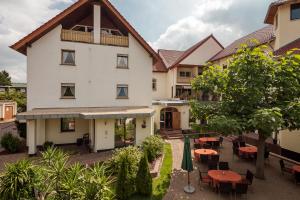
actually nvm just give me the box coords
[291,3,300,20]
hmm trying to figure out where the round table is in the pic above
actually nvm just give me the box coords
[194,149,217,160]
[239,146,257,155]
[208,170,242,187]
[199,137,219,144]
[292,165,300,174]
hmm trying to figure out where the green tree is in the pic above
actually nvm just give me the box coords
[192,44,300,179]
[136,152,152,196]
[0,70,11,86]
[0,90,26,112]
[116,159,135,200]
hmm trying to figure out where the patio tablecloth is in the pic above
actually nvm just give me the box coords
[208,170,242,187]
[239,146,257,155]
[292,165,300,173]
[198,137,219,144]
[194,149,217,160]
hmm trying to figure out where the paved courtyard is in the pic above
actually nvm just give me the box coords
[164,138,300,200]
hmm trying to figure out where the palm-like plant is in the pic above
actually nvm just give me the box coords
[0,159,36,200]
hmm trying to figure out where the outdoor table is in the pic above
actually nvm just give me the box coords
[208,170,242,187]
[198,137,219,144]
[239,146,257,155]
[194,149,218,160]
[292,165,300,174]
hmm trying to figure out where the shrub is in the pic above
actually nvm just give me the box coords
[116,159,135,200]
[0,159,36,200]
[43,141,54,150]
[0,133,21,153]
[136,152,152,196]
[106,146,142,175]
[141,135,164,162]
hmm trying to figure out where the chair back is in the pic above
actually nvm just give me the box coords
[194,143,201,149]
[246,170,254,185]
[211,154,220,162]
[264,151,270,159]
[295,172,300,183]
[235,182,248,194]
[233,141,239,148]
[219,162,230,170]
[212,141,220,149]
[239,141,246,147]
[208,161,218,170]
[203,143,212,149]
[200,154,209,163]
[218,182,233,193]
[279,159,285,170]
[219,136,224,143]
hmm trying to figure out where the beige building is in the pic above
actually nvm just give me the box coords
[11,0,158,155]
[0,101,17,121]
[210,0,300,160]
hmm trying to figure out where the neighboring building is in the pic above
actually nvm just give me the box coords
[211,0,300,160]
[0,101,17,121]
[11,0,158,155]
[152,35,224,132]
[0,83,27,94]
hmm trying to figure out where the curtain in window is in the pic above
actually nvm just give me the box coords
[62,84,75,97]
[63,51,75,64]
[117,86,128,97]
[117,56,128,68]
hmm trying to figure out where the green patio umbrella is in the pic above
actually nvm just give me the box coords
[181,136,195,193]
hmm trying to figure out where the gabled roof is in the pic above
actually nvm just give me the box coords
[10,0,158,61]
[153,58,168,72]
[274,37,300,55]
[210,26,275,62]
[157,34,223,70]
[264,0,290,24]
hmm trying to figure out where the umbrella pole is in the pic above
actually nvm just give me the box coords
[188,171,190,186]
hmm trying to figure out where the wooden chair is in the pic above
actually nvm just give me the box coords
[241,170,254,186]
[279,160,293,175]
[234,182,248,199]
[198,170,212,186]
[200,154,209,164]
[218,182,233,198]
[219,162,230,170]
[208,161,218,170]
[295,172,300,184]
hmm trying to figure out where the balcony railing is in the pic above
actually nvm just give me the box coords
[61,29,129,47]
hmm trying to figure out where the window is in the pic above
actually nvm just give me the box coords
[61,83,75,98]
[179,71,191,77]
[61,50,75,65]
[117,84,128,99]
[291,3,300,20]
[61,118,75,132]
[117,54,129,68]
[152,79,157,91]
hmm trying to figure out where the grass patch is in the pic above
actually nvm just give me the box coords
[130,143,173,200]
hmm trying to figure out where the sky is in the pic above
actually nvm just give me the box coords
[0,0,273,83]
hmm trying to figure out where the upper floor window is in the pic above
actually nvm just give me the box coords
[61,50,75,65]
[179,71,191,77]
[291,3,300,20]
[61,118,75,132]
[61,83,75,99]
[152,79,157,91]
[117,54,129,69]
[117,84,128,99]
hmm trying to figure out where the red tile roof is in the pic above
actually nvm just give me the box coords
[274,38,300,55]
[10,0,159,61]
[265,0,289,24]
[157,35,223,70]
[153,58,168,72]
[210,26,275,62]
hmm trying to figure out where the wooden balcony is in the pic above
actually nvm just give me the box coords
[61,29,129,47]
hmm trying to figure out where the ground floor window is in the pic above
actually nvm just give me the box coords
[61,118,75,132]
[115,118,136,148]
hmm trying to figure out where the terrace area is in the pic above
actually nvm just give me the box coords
[164,138,300,200]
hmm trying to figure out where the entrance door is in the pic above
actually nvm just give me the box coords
[172,112,181,130]
[4,106,13,120]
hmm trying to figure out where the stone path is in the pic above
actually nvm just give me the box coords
[164,138,300,200]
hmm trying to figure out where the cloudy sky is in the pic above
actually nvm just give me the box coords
[0,0,273,82]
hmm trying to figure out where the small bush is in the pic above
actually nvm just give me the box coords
[43,141,54,150]
[0,133,21,153]
[136,152,152,196]
[141,135,164,162]
[116,159,135,200]
[106,146,142,175]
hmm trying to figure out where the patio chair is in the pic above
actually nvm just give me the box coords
[219,162,230,170]
[295,172,300,184]
[232,146,239,156]
[242,170,254,186]
[279,160,293,175]
[200,154,209,164]
[208,161,218,170]
[198,170,212,186]
[211,154,220,163]
[194,143,201,149]
[239,141,246,147]
[203,143,212,149]
[233,141,239,148]
[212,141,220,149]
[234,182,248,199]
[218,182,233,197]
[264,150,270,160]
[219,136,224,146]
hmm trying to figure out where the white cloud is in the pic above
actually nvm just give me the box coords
[150,0,272,51]
[0,0,74,82]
